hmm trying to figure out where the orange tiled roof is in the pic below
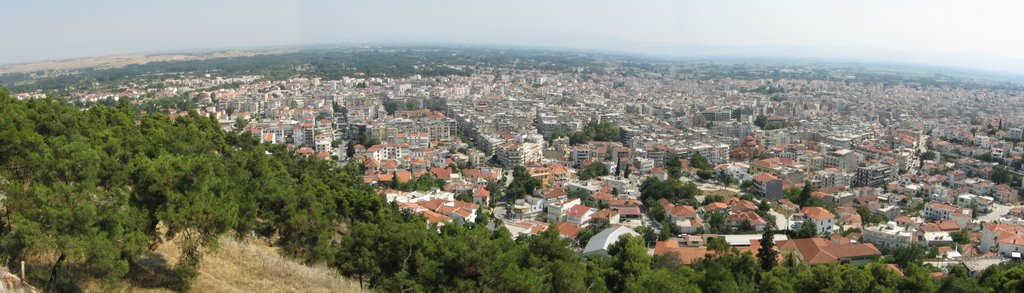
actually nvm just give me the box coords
[801,206,835,220]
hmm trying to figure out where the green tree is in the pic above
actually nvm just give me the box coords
[739,219,754,232]
[234,117,248,132]
[920,151,937,161]
[759,266,796,293]
[893,245,927,269]
[345,140,356,158]
[1,184,148,291]
[383,101,399,115]
[696,258,741,292]
[507,166,540,198]
[697,169,715,180]
[553,121,622,145]
[335,222,383,289]
[975,152,995,162]
[716,172,735,185]
[706,212,732,234]
[857,205,884,225]
[579,162,610,181]
[689,152,713,171]
[634,226,659,247]
[575,228,596,248]
[979,263,1024,292]
[486,180,504,201]
[758,223,779,272]
[940,263,985,293]
[758,200,772,215]
[607,234,651,291]
[360,135,380,148]
[794,263,873,293]
[138,154,240,284]
[550,260,587,292]
[797,181,814,206]
[659,215,673,240]
[706,236,731,255]
[682,181,701,198]
[950,230,973,245]
[793,221,818,238]
[754,115,768,129]
[665,153,682,178]
[899,264,939,292]
[992,166,1020,185]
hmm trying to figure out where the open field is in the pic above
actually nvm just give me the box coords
[0,50,294,75]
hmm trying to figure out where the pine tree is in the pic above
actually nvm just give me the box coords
[346,140,356,158]
[798,180,814,206]
[758,224,779,272]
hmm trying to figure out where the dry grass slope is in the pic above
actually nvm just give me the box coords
[1,267,38,293]
[122,236,364,293]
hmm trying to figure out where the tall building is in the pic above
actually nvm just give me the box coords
[854,163,896,187]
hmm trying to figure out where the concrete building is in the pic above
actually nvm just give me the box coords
[981,223,1024,257]
[924,202,973,228]
[826,149,859,173]
[862,221,915,252]
[854,163,897,187]
[753,173,784,200]
[792,207,837,235]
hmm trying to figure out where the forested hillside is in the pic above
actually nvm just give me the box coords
[2,87,1024,292]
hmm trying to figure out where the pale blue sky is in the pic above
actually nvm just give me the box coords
[6,0,1024,73]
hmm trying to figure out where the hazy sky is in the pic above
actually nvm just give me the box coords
[6,0,1024,73]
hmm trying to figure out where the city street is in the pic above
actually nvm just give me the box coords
[770,208,791,230]
[979,203,1021,223]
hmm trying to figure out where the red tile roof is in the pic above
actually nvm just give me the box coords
[557,222,581,239]
[801,206,835,220]
[753,173,780,183]
[653,240,708,265]
[567,205,592,218]
[776,237,880,265]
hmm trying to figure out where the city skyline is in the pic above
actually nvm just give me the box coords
[6,0,1024,74]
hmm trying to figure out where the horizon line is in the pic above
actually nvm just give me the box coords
[3,42,1024,82]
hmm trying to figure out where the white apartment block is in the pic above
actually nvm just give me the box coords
[862,221,915,252]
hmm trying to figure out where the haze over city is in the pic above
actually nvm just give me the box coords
[6,0,1024,74]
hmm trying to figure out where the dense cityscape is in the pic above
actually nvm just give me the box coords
[4,46,1024,291]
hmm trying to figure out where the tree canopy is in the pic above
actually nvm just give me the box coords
[689,152,713,171]
[578,162,610,181]
[0,89,387,290]
[552,121,621,145]
[640,177,701,204]
[920,151,937,161]
[507,166,541,198]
